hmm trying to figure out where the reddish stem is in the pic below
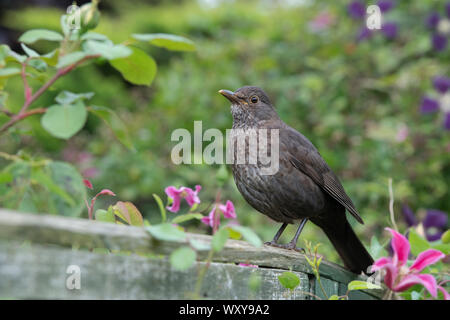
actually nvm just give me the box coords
[21,60,32,106]
[212,189,222,234]
[0,54,100,135]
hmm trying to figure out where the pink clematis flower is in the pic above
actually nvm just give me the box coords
[371,228,447,299]
[219,200,236,219]
[238,263,258,268]
[165,185,202,213]
[201,200,237,228]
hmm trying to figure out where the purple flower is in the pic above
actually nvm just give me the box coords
[402,204,417,226]
[423,210,449,241]
[382,22,398,39]
[377,0,394,13]
[420,76,450,130]
[432,33,448,51]
[433,76,450,93]
[426,12,440,29]
[445,112,450,130]
[401,204,448,242]
[348,1,366,19]
[420,96,440,113]
[425,6,450,51]
[357,26,373,42]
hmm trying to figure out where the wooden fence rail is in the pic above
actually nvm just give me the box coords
[0,209,383,299]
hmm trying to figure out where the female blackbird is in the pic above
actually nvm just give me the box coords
[219,86,373,274]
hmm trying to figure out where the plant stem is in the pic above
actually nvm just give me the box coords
[388,178,398,231]
[0,54,100,136]
[212,188,222,234]
[193,248,214,299]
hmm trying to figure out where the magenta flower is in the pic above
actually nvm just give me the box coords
[308,10,335,32]
[83,179,93,190]
[371,228,447,299]
[219,200,236,219]
[238,263,258,268]
[165,185,201,213]
[201,200,237,228]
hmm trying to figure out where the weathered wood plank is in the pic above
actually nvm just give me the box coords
[0,241,311,300]
[0,209,384,299]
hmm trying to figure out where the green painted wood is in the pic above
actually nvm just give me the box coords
[0,241,311,300]
[0,209,384,299]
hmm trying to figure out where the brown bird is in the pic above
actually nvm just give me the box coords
[219,86,373,274]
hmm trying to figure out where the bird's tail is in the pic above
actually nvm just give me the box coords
[316,217,374,275]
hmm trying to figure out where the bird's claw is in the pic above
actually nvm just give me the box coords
[264,241,305,253]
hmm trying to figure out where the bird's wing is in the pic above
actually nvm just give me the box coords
[282,128,364,224]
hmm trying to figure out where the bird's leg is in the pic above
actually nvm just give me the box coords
[264,223,288,246]
[270,219,309,252]
[285,218,308,252]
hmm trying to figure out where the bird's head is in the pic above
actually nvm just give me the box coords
[219,86,278,125]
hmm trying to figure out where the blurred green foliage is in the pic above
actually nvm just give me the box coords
[0,0,449,264]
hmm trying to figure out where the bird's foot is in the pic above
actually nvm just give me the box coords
[264,241,305,253]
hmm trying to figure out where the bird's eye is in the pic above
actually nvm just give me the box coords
[250,96,258,104]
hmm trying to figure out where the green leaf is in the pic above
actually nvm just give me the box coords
[212,227,229,252]
[56,51,88,69]
[347,280,381,291]
[55,91,94,105]
[31,168,75,207]
[170,247,196,271]
[81,32,109,41]
[95,208,115,223]
[0,172,13,184]
[278,271,300,290]
[88,105,134,150]
[28,59,47,72]
[0,45,10,61]
[21,43,39,57]
[6,50,26,63]
[83,40,132,60]
[409,229,431,256]
[132,33,196,52]
[0,68,20,78]
[146,223,187,242]
[47,161,86,217]
[432,243,450,255]
[189,238,211,251]
[19,29,64,44]
[171,213,203,224]
[41,49,59,66]
[328,295,340,300]
[152,193,167,223]
[41,101,88,139]
[110,46,157,86]
[112,201,143,226]
[228,225,262,247]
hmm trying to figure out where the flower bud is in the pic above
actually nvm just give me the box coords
[80,1,100,32]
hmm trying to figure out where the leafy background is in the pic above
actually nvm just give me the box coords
[0,0,449,265]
